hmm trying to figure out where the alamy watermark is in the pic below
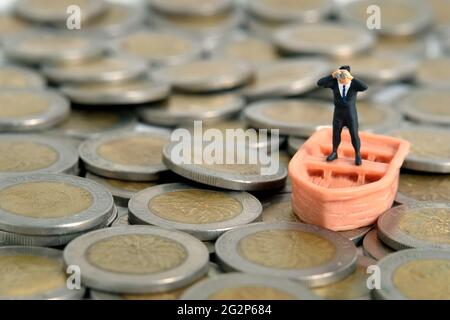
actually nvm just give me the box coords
[66,5,81,30]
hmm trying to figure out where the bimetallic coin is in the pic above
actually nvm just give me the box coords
[374,249,450,300]
[128,183,262,241]
[288,136,306,156]
[372,35,426,58]
[85,172,158,207]
[243,59,330,100]
[337,0,432,37]
[428,0,450,27]
[261,194,372,244]
[137,93,244,126]
[153,58,253,92]
[396,173,450,204]
[0,246,85,300]
[79,130,170,181]
[362,229,394,261]
[397,88,450,126]
[214,35,279,66]
[0,89,69,132]
[416,57,450,88]
[148,0,232,16]
[162,141,287,191]
[274,23,375,58]
[0,174,114,236]
[115,30,201,67]
[15,0,106,25]
[247,0,334,24]
[61,78,170,105]
[63,226,209,293]
[4,32,105,65]
[378,202,450,250]
[215,222,357,287]
[386,125,450,173]
[181,273,319,300]
[0,14,32,43]
[49,110,136,140]
[0,135,78,177]
[0,65,45,89]
[245,99,401,137]
[111,213,129,228]
[42,55,148,84]
[313,256,376,300]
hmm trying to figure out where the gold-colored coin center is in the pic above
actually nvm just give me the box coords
[0,93,49,118]
[390,129,450,159]
[209,286,295,300]
[86,234,187,274]
[0,141,59,172]
[238,229,336,269]
[149,189,242,224]
[399,174,450,202]
[0,181,93,218]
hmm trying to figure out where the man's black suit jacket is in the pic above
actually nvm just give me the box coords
[317,75,368,111]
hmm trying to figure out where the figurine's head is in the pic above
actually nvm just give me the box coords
[337,66,352,85]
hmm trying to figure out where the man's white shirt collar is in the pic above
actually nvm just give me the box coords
[338,80,352,97]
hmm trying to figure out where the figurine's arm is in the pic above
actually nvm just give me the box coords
[351,78,368,92]
[317,75,334,88]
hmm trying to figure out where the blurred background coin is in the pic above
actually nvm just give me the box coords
[415,57,450,89]
[79,130,170,181]
[153,58,252,92]
[374,249,450,300]
[63,226,209,293]
[362,229,395,261]
[215,222,357,287]
[396,173,450,204]
[0,134,78,177]
[180,273,319,300]
[288,136,306,156]
[0,13,32,44]
[148,0,233,17]
[137,93,244,126]
[0,65,45,89]
[377,202,450,250]
[0,89,69,132]
[129,183,262,240]
[0,246,85,300]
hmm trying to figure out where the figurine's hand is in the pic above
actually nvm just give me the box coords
[342,70,354,80]
[332,69,341,78]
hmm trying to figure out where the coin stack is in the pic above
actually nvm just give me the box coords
[0,0,449,300]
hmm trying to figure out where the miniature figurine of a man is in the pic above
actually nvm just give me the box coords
[317,66,368,166]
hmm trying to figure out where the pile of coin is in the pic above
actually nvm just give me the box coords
[0,0,449,300]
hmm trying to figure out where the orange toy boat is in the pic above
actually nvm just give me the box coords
[289,128,410,231]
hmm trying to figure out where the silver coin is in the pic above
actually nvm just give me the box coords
[337,0,432,38]
[0,206,116,247]
[260,193,372,245]
[0,89,70,132]
[48,109,136,140]
[85,172,158,207]
[42,55,148,84]
[362,229,394,261]
[416,57,450,89]
[397,88,450,126]
[0,134,78,177]
[137,93,244,126]
[274,23,375,58]
[0,246,85,300]
[114,29,202,68]
[243,58,331,100]
[148,0,233,16]
[377,202,450,250]
[4,31,105,66]
[245,99,401,137]
[162,141,287,191]
[0,65,46,89]
[15,0,106,25]
[61,78,170,105]
[386,125,450,173]
[215,222,357,287]
[111,213,129,228]
[204,241,216,255]
[247,0,334,24]
[79,130,170,181]
[287,136,306,156]
[63,225,210,293]
[312,255,377,300]
[153,58,253,92]
[180,272,320,300]
[128,183,262,241]
[81,3,147,38]
[0,173,114,236]
[396,173,450,205]
[374,249,450,300]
